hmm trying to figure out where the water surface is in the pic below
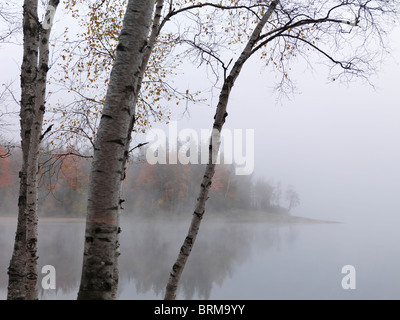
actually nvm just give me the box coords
[1,214,399,299]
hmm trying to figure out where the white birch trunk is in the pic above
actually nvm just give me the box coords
[25,0,59,300]
[164,0,280,300]
[78,0,154,300]
[7,0,59,300]
[111,0,164,299]
[7,0,39,300]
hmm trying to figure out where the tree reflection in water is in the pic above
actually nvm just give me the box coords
[0,215,299,299]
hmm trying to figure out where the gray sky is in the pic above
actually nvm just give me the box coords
[164,25,400,222]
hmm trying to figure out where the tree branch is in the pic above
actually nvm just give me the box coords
[129,142,148,153]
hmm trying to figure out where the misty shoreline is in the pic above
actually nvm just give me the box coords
[205,210,342,224]
[0,211,341,225]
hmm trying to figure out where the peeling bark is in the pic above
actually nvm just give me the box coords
[164,0,280,300]
[7,0,59,300]
[77,0,154,300]
[7,0,39,301]
[111,0,165,299]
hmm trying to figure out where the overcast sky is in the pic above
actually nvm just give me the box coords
[1,3,400,223]
[162,25,400,222]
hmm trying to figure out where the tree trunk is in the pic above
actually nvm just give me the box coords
[77,0,154,300]
[110,0,164,299]
[7,0,59,300]
[164,0,280,300]
[7,0,39,301]
[25,0,59,300]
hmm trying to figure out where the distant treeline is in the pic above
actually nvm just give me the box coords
[0,144,299,217]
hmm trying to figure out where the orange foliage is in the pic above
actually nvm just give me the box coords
[0,146,11,187]
[58,153,89,191]
[130,157,238,213]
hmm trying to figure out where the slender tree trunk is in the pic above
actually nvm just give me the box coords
[110,0,164,299]
[7,0,39,300]
[25,1,59,300]
[7,0,59,300]
[164,0,280,300]
[122,0,164,175]
[77,0,154,300]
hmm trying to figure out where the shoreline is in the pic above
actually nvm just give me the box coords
[0,211,341,225]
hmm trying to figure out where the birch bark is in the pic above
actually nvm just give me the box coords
[25,1,59,300]
[7,0,39,300]
[111,0,164,299]
[7,0,59,300]
[164,0,280,300]
[77,0,154,300]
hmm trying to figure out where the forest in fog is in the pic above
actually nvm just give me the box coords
[0,143,298,217]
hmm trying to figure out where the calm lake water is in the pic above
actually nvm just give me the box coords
[1,214,400,299]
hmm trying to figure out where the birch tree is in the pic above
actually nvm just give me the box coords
[77,0,155,300]
[7,0,59,300]
[164,0,398,299]
[76,0,253,299]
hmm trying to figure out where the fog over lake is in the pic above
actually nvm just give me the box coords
[1,2,400,301]
[1,212,399,300]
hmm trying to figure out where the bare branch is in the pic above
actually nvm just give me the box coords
[0,1,21,44]
[0,142,15,158]
[159,2,265,32]
[284,33,363,73]
[129,142,148,153]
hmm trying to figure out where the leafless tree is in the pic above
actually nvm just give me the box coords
[285,185,300,212]
[164,0,399,299]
